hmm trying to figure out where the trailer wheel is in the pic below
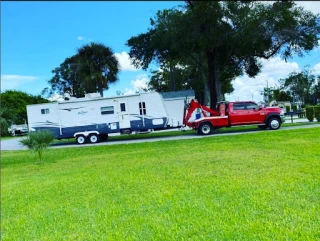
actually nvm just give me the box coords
[268,117,281,130]
[88,134,99,143]
[76,135,86,144]
[198,123,212,135]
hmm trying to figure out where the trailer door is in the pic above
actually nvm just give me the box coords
[118,101,130,129]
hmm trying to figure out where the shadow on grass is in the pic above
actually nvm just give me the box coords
[49,122,319,148]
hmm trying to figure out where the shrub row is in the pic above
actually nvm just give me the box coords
[306,104,320,122]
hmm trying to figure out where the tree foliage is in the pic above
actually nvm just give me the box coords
[0,105,10,135]
[279,68,319,105]
[0,90,48,126]
[127,1,320,109]
[43,42,120,98]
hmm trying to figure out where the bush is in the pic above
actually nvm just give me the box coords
[285,106,290,113]
[292,104,297,112]
[305,106,314,122]
[314,104,320,122]
[20,130,54,164]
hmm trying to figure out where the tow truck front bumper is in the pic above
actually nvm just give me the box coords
[280,115,286,123]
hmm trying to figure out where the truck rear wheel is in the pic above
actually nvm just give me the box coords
[76,135,86,144]
[198,123,212,135]
[268,118,281,130]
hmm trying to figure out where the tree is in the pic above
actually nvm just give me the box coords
[43,42,120,98]
[77,42,120,97]
[183,1,320,109]
[20,130,54,164]
[127,1,319,109]
[0,90,48,125]
[127,9,184,92]
[0,105,10,135]
[280,68,318,105]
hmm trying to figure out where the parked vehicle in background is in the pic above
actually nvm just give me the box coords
[8,123,29,136]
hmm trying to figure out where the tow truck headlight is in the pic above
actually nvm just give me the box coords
[280,109,285,115]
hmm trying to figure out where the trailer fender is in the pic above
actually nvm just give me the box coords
[74,131,99,138]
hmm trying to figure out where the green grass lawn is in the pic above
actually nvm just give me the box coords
[1,128,320,240]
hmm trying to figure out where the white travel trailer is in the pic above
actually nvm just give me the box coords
[26,92,169,144]
[160,90,195,128]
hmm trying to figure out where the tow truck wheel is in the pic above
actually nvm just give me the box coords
[88,134,99,143]
[76,135,86,144]
[199,123,212,135]
[268,118,281,130]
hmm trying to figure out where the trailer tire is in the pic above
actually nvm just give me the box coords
[88,134,99,143]
[198,123,213,135]
[76,135,86,144]
[268,117,281,130]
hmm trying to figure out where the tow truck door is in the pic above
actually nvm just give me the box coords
[245,102,265,123]
[228,102,248,124]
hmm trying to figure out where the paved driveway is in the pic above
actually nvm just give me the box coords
[1,124,319,151]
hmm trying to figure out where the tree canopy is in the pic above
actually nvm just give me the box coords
[43,42,120,98]
[127,1,320,109]
[0,90,49,128]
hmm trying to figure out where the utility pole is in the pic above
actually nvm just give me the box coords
[266,80,269,104]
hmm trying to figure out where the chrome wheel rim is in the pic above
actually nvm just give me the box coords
[270,120,279,129]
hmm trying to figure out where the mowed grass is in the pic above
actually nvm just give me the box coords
[1,128,320,240]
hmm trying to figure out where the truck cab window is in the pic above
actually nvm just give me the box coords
[233,103,245,110]
[246,103,259,110]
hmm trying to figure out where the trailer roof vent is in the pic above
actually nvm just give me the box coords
[85,93,101,98]
[64,93,71,100]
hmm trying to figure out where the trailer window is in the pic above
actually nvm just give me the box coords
[101,106,114,115]
[120,103,126,112]
[41,108,49,114]
[139,102,146,115]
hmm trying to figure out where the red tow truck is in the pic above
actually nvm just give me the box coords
[183,99,286,135]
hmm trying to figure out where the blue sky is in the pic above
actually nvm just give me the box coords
[1,1,320,102]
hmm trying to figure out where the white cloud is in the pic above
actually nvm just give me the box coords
[225,57,300,102]
[115,52,140,72]
[1,75,38,91]
[313,62,320,75]
[295,1,320,15]
[77,36,84,40]
[48,92,64,102]
[123,74,150,95]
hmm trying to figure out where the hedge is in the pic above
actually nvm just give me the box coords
[314,104,320,122]
[305,105,314,122]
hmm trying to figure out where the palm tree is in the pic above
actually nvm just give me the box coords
[77,42,121,97]
[20,130,54,164]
